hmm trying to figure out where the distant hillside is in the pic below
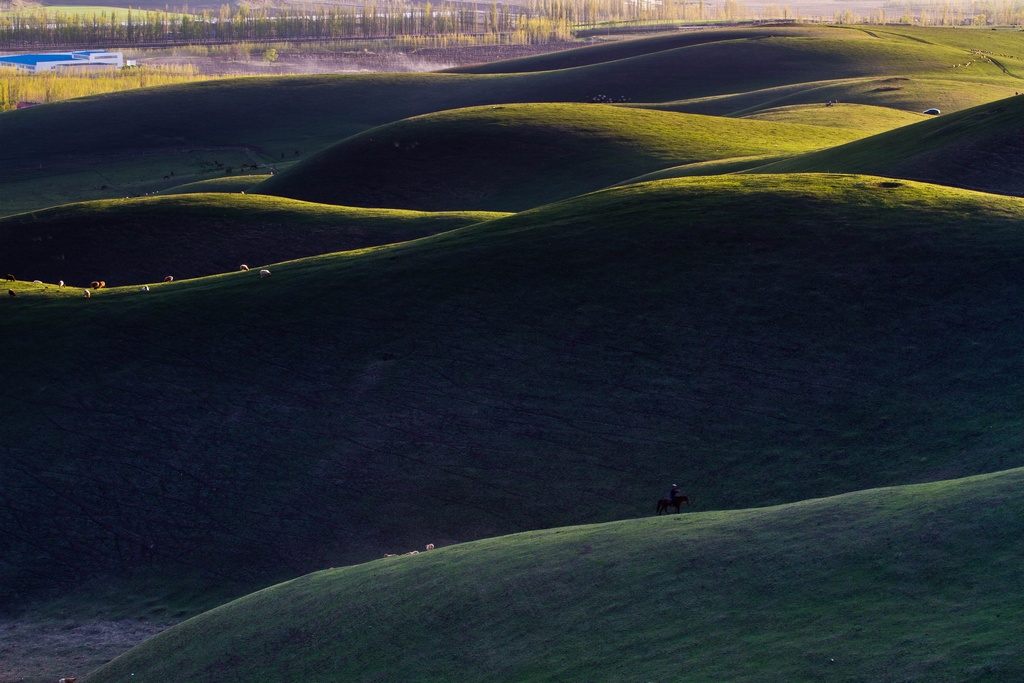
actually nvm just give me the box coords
[88,467,1024,682]
[4,24,1021,214]
[0,194,505,286]
[6,175,1024,606]
[750,94,1024,196]
[253,102,865,210]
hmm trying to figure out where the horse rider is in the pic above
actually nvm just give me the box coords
[668,484,681,504]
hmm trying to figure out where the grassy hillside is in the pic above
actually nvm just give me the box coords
[253,102,866,210]
[87,467,1024,682]
[6,174,1024,609]
[3,24,1020,214]
[752,94,1024,196]
[0,193,505,286]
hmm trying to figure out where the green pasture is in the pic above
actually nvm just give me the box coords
[254,102,867,210]
[0,193,506,285]
[5,24,1024,679]
[751,93,1024,196]
[3,24,1022,214]
[741,102,927,132]
[6,175,1024,613]
[89,467,1024,681]
[0,148,270,217]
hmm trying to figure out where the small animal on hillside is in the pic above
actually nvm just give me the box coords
[140,285,150,292]
[8,289,15,297]
[5,274,14,281]
[32,279,42,284]
[426,543,435,551]
[59,678,78,683]
[83,289,91,298]
[259,269,272,278]
[58,280,64,288]
[239,264,250,271]
[164,275,174,282]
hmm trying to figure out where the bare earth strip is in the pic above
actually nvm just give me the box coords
[0,619,171,683]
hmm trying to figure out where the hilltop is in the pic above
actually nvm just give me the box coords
[0,194,505,286]
[88,467,1024,681]
[253,103,865,210]
[751,93,1024,196]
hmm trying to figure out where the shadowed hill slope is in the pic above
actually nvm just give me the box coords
[4,24,1021,215]
[87,468,1024,682]
[6,175,1024,605]
[0,194,505,286]
[252,103,865,210]
[750,94,1024,196]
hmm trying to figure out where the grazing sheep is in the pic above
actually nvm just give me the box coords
[239,264,250,271]
[259,269,272,278]
[426,543,435,551]
[83,289,91,298]
[58,280,64,288]
[140,285,150,292]
[8,289,15,297]
[32,279,42,284]
[164,275,173,282]
[4,274,13,281]
[404,550,419,555]
[90,280,106,289]
[383,553,398,557]
[59,678,78,683]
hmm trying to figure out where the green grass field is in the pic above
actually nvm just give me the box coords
[750,93,1024,196]
[4,23,1024,682]
[88,467,1024,681]
[3,24,1021,215]
[253,102,868,210]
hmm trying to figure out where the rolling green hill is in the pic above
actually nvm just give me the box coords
[0,193,505,286]
[87,467,1024,682]
[3,24,1021,215]
[253,102,866,210]
[749,94,1024,197]
[6,174,1024,612]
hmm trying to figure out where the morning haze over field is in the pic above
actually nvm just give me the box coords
[2,9,1024,681]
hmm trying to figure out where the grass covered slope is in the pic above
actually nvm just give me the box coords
[0,193,505,285]
[4,25,1021,214]
[88,467,1024,682]
[253,103,865,210]
[752,94,1024,196]
[6,175,1024,604]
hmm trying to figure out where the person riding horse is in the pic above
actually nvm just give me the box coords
[668,484,681,505]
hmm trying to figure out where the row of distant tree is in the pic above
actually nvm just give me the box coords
[0,0,664,48]
[1,0,1020,49]
[0,0,768,49]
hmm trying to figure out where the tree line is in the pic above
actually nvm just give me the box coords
[0,0,729,49]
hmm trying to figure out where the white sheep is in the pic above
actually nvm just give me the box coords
[259,269,272,278]
[58,280,64,288]
[426,543,435,551]
[140,286,150,292]
[164,275,173,282]
[239,264,250,271]
[83,289,91,298]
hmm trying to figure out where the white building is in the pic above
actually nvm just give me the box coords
[0,50,125,74]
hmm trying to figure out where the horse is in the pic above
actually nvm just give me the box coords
[656,495,691,515]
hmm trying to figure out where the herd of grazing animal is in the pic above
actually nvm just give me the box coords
[4,265,275,299]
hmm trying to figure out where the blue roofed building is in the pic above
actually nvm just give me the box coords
[0,50,125,74]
